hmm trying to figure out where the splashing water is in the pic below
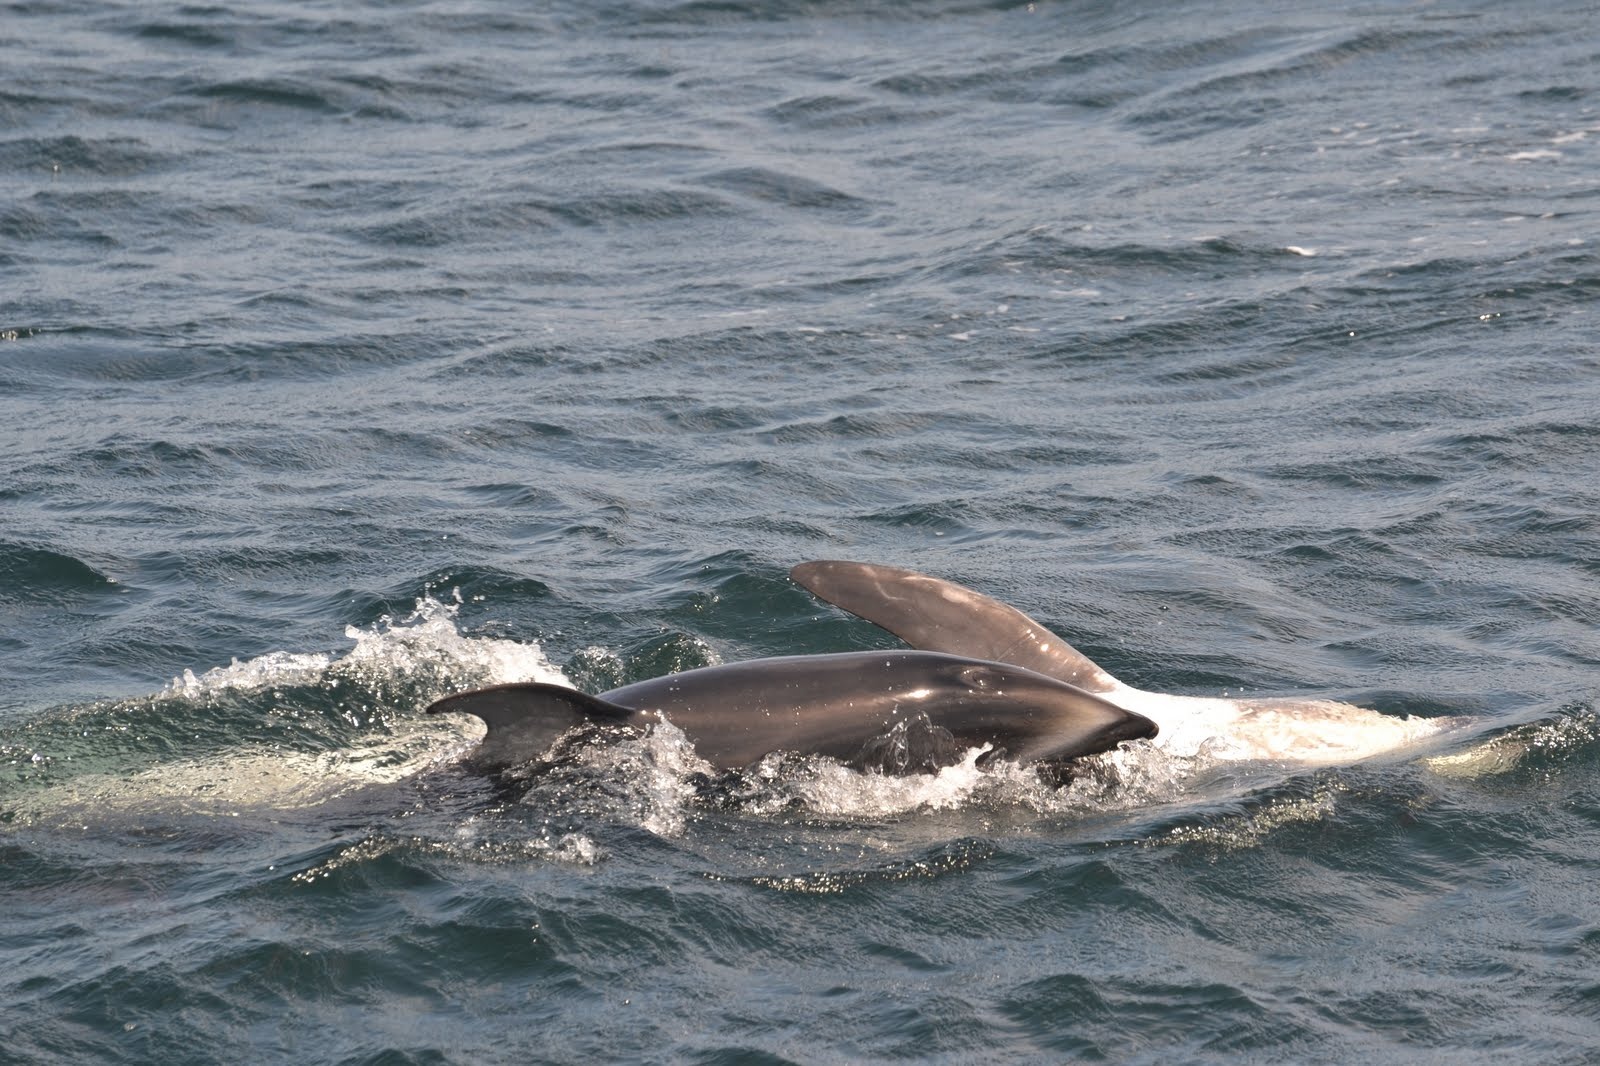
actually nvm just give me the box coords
[10,591,1580,848]
[161,592,569,700]
[2,595,569,826]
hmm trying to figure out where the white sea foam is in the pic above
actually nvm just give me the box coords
[748,745,1000,817]
[162,592,569,699]
[556,719,713,838]
[164,649,336,698]
[7,595,567,826]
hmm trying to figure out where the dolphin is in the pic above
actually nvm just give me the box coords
[790,561,1463,765]
[426,650,1157,777]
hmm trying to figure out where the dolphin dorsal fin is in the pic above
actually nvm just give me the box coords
[426,683,635,773]
[791,561,1120,693]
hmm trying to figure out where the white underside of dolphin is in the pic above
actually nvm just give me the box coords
[1099,687,1454,765]
[790,561,1465,767]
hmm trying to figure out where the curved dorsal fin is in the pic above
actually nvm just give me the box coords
[426,683,635,773]
[790,561,1120,694]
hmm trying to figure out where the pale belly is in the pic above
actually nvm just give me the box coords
[1105,686,1461,765]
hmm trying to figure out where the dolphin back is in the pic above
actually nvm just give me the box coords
[426,683,636,773]
[791,561,1120,693]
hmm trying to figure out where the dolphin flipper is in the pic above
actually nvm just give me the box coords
[426,683,636,773]
[791,561,1120,693]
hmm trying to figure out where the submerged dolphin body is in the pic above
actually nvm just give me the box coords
[790,561,1461,765]
[427,650,1157,777]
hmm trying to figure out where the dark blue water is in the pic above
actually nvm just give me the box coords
[4,0,1599,1061]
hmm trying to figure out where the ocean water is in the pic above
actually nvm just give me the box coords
[3,0,1599,1061]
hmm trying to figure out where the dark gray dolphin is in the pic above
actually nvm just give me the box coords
[427,650,1156,777]
[790,560,1469,766]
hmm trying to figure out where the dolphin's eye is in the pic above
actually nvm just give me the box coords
[960,666,995,689]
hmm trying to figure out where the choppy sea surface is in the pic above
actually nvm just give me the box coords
[4,0,1599,1061]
